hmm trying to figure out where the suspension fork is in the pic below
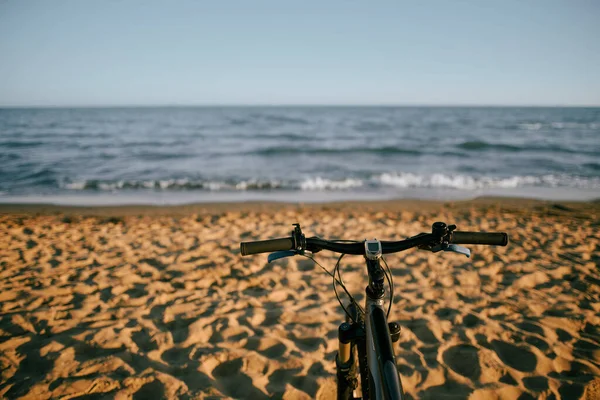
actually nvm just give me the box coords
[336,302,364,400]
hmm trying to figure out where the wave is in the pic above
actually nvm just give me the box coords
[457,141,521,151]
[255,114,309,125]
[352,121,394,132]
[378,173,600,190]
[60,173,600,192]
[0,140,47,148]
[0,153,21,162]
[133,150,198,161]
[60,178,362,191]
[516,122,600,131]
[299,177,363,190]
[228,118,251,126]
[114,139,193,149]
[456,140,596,155]
[584,162,600,171]
[379,173,531,190]
[518,123,543,131]
[8,167,59,187]
[61,179,284,191]
[251,146,422,156]
[227,132,308,141]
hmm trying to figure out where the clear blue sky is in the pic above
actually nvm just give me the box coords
[1,0,599,106]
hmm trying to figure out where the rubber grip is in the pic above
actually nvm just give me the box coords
[240,237,294,256]
[451,231,508,246]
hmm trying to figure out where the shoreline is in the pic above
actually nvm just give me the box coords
[0,186,598,210]
[1,196,599,217]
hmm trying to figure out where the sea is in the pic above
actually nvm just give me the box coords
[1,106,599,205]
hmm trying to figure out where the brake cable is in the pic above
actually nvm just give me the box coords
[381,256,394,319]
[299,251,365,325]
[300,250,397,325]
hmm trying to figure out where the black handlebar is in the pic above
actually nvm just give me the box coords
[451,231,508,246]
[240,238,294,256]
[240,224,509,257]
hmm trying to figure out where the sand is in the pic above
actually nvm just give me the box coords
[0,198,599,399]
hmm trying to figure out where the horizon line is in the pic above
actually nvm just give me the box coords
[1,103,600,109]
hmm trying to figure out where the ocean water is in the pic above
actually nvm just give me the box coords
[1,106,599,205]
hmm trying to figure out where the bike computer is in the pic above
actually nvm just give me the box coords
[364,239,382,260]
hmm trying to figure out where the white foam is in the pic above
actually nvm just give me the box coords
[99,182,119,191]
[376,173,592,190]
[159,180,172,189]
[205,181,225,191]
[551,122,596,130]
[519,123,542,130]
[379,172,423,188]
[58,173,600,193]
[63,181,87,190]
[300,177,363,190]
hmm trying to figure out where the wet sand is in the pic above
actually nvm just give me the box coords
[0,198,599,399]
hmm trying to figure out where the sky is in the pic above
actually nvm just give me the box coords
[0,0,599,107]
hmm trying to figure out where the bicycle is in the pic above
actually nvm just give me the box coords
[240,221,509,399]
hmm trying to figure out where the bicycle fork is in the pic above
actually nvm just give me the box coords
[336,306,364,400]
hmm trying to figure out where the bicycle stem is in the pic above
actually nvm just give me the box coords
[366,258,386,300]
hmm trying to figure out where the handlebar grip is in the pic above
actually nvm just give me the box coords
[240,237,294,256]
[451,231,508,246]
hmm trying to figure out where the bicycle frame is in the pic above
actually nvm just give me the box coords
[337,258,404,400]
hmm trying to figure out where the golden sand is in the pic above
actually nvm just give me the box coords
[0,198,599,399]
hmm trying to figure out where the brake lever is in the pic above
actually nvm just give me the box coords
[418,222,469,257]
[426,243,470,258]
[268,250,299,263]
[443,244,471,258]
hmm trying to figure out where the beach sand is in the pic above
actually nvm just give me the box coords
[0,198,599,399]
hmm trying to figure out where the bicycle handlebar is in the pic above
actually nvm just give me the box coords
[240,238,294,256]
[451,231,508,246]
[240,225,508,256]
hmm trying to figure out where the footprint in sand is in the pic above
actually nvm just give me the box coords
[132,328,159,352]
[133,380,167,400]
[211,358,267,399]
[161,347,191,366]
[245,336,287,359]
[443,344,481,380]
[491,340,537,372]
[522,376,549,392]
